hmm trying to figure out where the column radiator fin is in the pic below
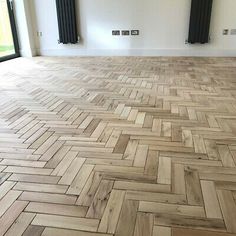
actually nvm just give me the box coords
[56,0,78,44]
[188,0,213,44]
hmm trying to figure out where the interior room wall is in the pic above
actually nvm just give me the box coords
[19,0,236,56]
[14,0,36,57]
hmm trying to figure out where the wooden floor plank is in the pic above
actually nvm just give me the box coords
[157,156,171,185]
[153,226,171,236]
[139,201,205,217]
[217,190,236,233]
[32,214,99,232]
[0,181,16,200]
[4,212,35,236]
[25,202,87,217]
[0,190,22,217]
[14,182,68,194]
[98,190,125,234]
[42,228,111,236]
[115,200,138,236]
[172,228,236,236]
[133,213,153,236]
[201,181,222,219]
[0,201,28,236]
[1,57,236,235]
[22,226,45,236]
[58,157,86,185]
[19,191,77,205]
[86,180,114,219]
[67,164,94,195]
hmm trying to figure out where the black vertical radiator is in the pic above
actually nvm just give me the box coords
[56,0,78,44]
[188,0,213,44]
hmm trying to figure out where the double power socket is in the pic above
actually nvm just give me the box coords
[223,29,236,35]
[112,30,139,36]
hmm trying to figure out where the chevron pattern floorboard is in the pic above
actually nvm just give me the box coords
[0,56,236,236]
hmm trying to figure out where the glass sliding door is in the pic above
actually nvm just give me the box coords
[0,0,19,62]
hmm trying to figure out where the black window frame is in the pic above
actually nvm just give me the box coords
[0,0,20,62]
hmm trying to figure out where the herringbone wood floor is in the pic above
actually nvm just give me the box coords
[0,56,236,236]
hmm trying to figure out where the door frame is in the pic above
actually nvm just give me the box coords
[0,0,20,62]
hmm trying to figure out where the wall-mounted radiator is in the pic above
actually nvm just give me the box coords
[188,0,213,44]
[56,0,78,44]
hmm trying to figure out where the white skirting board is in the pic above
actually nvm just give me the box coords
[20,48,37,57]
[36,48,236,57]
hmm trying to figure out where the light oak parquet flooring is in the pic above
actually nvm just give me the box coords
[0,56,236,235]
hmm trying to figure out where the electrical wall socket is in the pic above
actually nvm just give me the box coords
[122,30,130,36]
[112,30,120,36]
[223,29,229,35]
[37,31,43,37]
[131,30,139,36]
[230,29,236,35]
[112,30,140,36]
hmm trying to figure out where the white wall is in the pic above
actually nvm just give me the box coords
[28,0,236,56]
[14,0,36,57]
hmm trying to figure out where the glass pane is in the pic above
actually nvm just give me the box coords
[0,0,15,57]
